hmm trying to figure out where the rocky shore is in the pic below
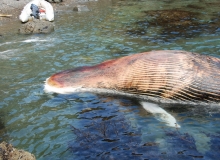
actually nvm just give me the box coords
[0,142,36,160]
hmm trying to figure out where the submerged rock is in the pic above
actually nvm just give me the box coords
[73,5,90,12]
[18,19,54,34]
[0,141,36,160]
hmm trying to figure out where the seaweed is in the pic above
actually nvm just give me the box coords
[67,97,220,160]
[68,115,160,159]
[126,9,220,42]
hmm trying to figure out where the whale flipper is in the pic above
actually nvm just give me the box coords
[140,101,180,128]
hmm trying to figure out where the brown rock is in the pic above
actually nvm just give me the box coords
[0,141,35,160]
[18,19,54,34]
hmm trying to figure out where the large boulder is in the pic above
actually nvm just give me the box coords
[18,19,54,34]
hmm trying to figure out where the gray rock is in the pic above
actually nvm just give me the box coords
[73,5,90,12]
[18,19,54,34]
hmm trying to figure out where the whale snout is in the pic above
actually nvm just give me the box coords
[44,71,84,94]
[44,72,68,94]
[44,77,61,93]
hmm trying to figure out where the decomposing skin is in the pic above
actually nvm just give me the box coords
[45,50,220,104]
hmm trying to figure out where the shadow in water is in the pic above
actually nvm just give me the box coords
[0,118,5,131]
[69,123,220,159]
[205,133,220,159]
[66,95,220,160]
[67,96,159,159]
[68,109,159,159]
[0,113,7,142]
[164,130,203,159]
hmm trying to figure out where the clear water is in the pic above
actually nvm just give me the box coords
[1,0,220,159]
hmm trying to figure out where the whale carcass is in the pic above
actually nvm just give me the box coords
[44,50,220,127]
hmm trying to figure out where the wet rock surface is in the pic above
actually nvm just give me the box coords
[0,141,35,160]
[18,19,54,34]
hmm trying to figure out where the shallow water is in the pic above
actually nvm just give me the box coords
[1,0,220,159]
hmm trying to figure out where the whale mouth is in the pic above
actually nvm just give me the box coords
[44,77,83,94]
[44,77,125,95]
[44,77,117,95]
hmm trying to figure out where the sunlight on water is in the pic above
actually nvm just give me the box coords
[1,0,220,159]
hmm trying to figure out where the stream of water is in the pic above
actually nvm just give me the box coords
[1,0,220,159]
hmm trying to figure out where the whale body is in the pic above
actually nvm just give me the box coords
[44,50,220,127]
[44,50,220,104]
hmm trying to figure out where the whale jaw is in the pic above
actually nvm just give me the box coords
[44,77,83,94]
